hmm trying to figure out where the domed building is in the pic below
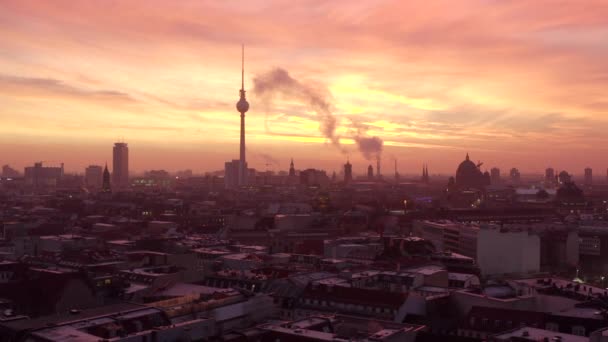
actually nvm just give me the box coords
[455,153,490,189]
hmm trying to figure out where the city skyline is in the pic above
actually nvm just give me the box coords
[4,3,608,340]
[2,1,608,173]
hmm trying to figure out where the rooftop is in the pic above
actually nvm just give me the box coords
[492,327,587,342]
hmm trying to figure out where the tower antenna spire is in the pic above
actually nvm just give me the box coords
[236,44,250,187]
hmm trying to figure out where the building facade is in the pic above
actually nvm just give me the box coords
[112,142,129,189]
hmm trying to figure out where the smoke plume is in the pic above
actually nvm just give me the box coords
[352,122,384,161]
[253,68,339,146]
[253,67,384,161]
[249,149,280,167]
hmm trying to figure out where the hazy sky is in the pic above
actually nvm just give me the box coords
[1,0,608,176]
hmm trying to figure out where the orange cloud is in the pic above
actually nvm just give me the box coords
[1,0,608,174]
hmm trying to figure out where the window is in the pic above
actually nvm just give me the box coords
[572,325,585,336]
[546,322,558,332]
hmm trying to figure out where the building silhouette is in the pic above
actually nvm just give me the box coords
[584,167,592,186]
[300,169,329,187]
[224,159,240,189]
[2,165,20,178]
[112,142,129,189]
[421,164,430,184]
[394,159,400,183]
[367,165,374,180]
[545,168,555,185]
[289,158,295,177]
[24,162,63,189]
[509,168,521,183]
[455,154,488,189]
[558,170,571,184]
[85,165,103,189]
[490,167,500,184]
[344,159,352,184]
[102,164,111,193]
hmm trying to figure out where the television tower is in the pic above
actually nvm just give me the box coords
[236,45,250,186]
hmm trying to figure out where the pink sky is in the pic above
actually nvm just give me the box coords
[1,0,608,176]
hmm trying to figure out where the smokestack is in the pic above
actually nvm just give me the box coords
[376,155,381,179]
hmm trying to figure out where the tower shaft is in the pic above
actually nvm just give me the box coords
[239,112,246,184]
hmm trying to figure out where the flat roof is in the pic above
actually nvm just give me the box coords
[0,303,148,332]
[493,327,587,341]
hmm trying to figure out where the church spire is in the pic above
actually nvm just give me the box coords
[102,162,111,193]
[289,158,295,177]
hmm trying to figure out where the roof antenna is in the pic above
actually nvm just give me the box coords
[241,44,245,91]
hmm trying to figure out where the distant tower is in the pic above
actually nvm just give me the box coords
[344,159,353,184]
[584,167,593,186]
[483,170,491,186]
[112,142,129,189]
[289,158,296,177]
[421,164,425,182]
[509,167,521,183]
[421,164,430,184]
[545,168,555,184]
[102,163,111,193]
[367,164,374,180]
[394,159,400,183]
[376,155,381,179]
[490,167,500,184]
[558,170,571,184]
[236,45,250,187]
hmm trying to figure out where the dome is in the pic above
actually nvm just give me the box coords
[455,153,487,189]
[556,181,584,201]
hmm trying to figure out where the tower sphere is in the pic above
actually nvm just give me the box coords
[236,96,249,113]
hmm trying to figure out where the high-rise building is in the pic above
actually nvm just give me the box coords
[112,142,129,189]
[584,167,592,186]
[344,159,352,184]
[558,170,571,184]
[236,45,250,187]
[509,168,521,183]
[24,162,64,188]
[545,168,555,184]
[490,167,500,184]
[85,165,103,189]
[394,159,400,183]
[224,160,240,189]
[367,165,374,180]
